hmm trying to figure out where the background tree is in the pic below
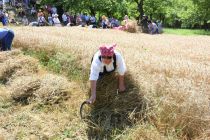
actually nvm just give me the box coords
[39,0,209,30]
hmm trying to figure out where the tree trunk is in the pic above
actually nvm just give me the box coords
[204,20,208,31]
[89,6,95,16]
[137,0,144,20]
[57,5,64,21]
[150,14,152,20]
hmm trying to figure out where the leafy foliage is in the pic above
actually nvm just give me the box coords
[39,0,210,28]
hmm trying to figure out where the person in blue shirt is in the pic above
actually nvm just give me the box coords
[0,28,14,51]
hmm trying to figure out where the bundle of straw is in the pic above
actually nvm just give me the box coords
[10,74,71,105]
[125,21,137,33]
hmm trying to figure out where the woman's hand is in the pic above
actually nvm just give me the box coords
[118,75,126,92]
[119,84,126,92]
[86,94,96,104]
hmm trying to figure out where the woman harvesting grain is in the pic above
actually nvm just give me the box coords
[87,44,127,104]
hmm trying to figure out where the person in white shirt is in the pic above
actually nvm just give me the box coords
[87,44,126,104]
[53,14,61,26]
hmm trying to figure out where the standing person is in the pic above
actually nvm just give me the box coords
[141,15,149,33]
[31,6,37,17]
[62,12,68,26]
[43,8,49,20]
[24,0,29,8]
[0,28,14,51]
[51,5,57,14]
[3,11,8,25]
[87,44,126,104]
[157,20,163,34]
[0,10,7,26]
[46,5,52,14]
[80,13,86,27]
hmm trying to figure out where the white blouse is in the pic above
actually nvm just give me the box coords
[89,50,126,80]
[53,17,61,24]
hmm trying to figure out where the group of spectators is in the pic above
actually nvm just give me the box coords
[0,2,163,34]
[140,15,163,34]
[27,5,129,30]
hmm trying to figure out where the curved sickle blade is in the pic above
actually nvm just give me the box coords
[80,101,90,119]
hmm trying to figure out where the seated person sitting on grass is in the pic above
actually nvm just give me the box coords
[22,16,29,26]
[0,28,15,51]
[101,15,110,29]
[113,15,129,31]
[110,17,120,28]
[87,44,126,104]
[148,20,158,34]
[37,12,47,26]
[53,14,62,27]
[89,15,97,28]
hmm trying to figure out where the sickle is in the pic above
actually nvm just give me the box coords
[80,101,90,119]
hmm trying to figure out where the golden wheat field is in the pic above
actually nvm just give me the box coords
[0,27,210,140]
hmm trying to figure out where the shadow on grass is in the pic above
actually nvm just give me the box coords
[85,73,148,140]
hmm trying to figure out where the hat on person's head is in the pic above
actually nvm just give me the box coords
[54,14,58,17]
[99,44,117,56]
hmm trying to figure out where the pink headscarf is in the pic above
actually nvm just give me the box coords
[99,44,117,56]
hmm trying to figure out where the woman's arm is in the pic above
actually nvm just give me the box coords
[87,80,97,104]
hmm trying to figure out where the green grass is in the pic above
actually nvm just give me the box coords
[22,48,89,82]
[163,28,210,36]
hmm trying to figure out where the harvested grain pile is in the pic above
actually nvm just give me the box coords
[0,50,72,105]
[9,74,71,105]
[34,74,71,104]
[0,51,86,139]
[126,21,137,33]
[10,76,41,104]
[86,73,148,139]
[0,50,39,84]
